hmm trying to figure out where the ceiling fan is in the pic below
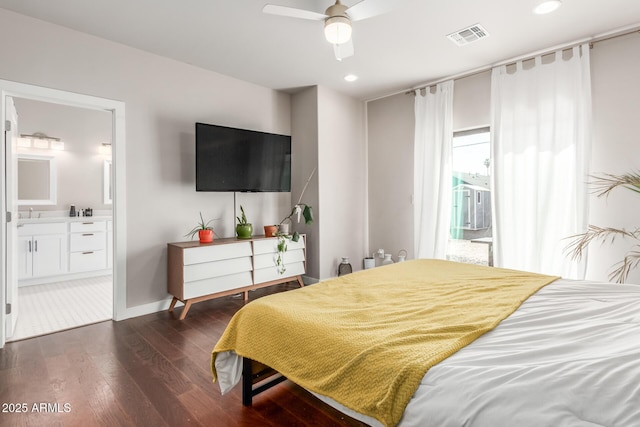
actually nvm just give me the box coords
[263,0,396,61]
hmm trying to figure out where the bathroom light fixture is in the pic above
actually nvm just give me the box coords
[99,141,112,155]
[18,132,65,150]
[344,74,358,82]
[533,0,561,14]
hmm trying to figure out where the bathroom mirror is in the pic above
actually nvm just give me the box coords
[17,154,57,205]
[103,159,112,204]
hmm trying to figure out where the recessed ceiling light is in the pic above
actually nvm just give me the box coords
[344,74,358,82]
[533,0,561,14]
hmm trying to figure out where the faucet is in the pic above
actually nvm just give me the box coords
[29,207,33,219]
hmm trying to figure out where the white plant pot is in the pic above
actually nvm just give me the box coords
[279,223,290,235]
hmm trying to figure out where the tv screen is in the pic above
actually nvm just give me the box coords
[195,122,291,192]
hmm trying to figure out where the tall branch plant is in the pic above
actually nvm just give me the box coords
[566,172,640,283]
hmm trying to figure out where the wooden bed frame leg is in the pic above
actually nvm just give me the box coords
[242,357,253,406]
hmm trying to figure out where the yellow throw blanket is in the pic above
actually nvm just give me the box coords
[212,259,559,427]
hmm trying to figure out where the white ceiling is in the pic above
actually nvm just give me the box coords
[1,0,639,100]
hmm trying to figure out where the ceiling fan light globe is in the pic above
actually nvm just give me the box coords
[324,16,352,44]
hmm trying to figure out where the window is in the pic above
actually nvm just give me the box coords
[447,127,492,266]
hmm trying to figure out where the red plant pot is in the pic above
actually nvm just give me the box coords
[198,229,214,243]
[264,225,278,237]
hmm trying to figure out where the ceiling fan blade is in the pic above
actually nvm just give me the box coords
[262,4,327,21]
[345,0,396,21]
[333,39,354,61]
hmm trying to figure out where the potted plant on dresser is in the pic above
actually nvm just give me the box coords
[236,205,253,239]
[278,167,316,235]
[185,212,217,243]
[275,167,316,274]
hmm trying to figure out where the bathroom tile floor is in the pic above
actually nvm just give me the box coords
[7,275,112,342]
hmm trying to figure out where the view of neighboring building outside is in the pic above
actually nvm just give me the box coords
[448,127,492,265]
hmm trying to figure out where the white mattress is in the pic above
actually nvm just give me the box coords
[215,278,640,426]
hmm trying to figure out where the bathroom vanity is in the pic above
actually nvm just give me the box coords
[17,216,112,286]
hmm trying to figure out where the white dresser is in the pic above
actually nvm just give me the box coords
[167,235,306,319]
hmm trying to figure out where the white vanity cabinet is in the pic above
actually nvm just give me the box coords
[17,222,68,279]
[69,220,107,272]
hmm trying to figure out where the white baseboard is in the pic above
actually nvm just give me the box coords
[116,296,183,321]
[302,274,319,284]
[118,277,317,321]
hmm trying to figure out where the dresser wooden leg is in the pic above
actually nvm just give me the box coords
[179,300,192,320]
[169,297,178,312]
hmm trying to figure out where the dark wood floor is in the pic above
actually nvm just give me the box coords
[0,282,369,426]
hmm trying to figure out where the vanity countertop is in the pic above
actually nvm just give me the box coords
[17,216,112,225]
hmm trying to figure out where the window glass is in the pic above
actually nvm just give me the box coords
[448,128,492,266]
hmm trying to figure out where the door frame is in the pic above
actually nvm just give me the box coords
[0,80,126,348]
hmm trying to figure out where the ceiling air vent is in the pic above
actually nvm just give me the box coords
[447,24,489,46]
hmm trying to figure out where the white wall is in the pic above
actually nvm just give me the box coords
[587,33,640,284]
[317,86,366,278]
[14,98,112,213]
[0,9,292,308]
[452,71,491,130]
[366,32,640,284]
[291,86,367,280]
[367,93,415,261]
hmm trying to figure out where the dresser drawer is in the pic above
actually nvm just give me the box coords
[70,221,106,233]
[70,232,105,252]
[183,242,252,265]
[70,250,106,272]
[183,271,253,300]
[252,237,305,255]
[253,248,305,270]
[184,256,252,283]
[253,261,305,284]
[18,222,67,236]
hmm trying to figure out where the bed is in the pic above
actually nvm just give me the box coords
[211,259,640,427]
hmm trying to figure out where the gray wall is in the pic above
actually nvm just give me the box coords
[366,33,640,284]
[0,9,292,308]
[291,87,320,280]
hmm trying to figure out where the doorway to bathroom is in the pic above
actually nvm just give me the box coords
[7,98,113,342]
[0,80,126,347]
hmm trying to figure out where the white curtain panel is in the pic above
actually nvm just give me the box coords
[490,45,592,278]
[414,80,454,259]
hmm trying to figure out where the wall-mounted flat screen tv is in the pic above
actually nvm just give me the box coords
[195,122,291,192]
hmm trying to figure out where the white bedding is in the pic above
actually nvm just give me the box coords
[215,278,640,426]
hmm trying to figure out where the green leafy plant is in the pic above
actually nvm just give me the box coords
[236,205,249,225]
[565,172,640,283]
[275,231,302,274]
[274,168,315,274]
[276,234,289,274]
[280,167,316,229]
[184,212,217,240]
